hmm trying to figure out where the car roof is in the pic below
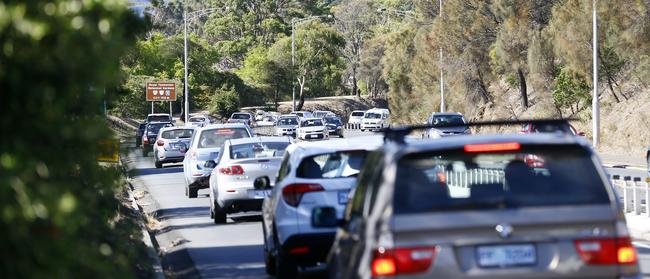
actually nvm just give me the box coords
[159,126,195,132]
[228,136,292,146]
[286,136,385,160]
[393,133,591,155]
[301,117,323,121]
[196,123,250,132]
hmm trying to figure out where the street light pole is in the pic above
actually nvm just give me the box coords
[592,0,599,147]
[183,8,189,124]
[291,18,296,112]
[439,0,444,113]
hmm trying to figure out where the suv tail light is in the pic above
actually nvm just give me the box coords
[371,246,437,277]
[142,135,149,144]
[219,165,244,175]
[574,237,637,265]
[156,140,165,146]
[281,183,324,207]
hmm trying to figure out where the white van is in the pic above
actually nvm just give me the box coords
[361,108,390,131]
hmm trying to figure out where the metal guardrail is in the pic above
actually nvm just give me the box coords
[612,176,650,217]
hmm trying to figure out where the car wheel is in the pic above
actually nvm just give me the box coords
[209,200,215,219]
[184,184,189,197]
[339,131,344,138]
[188,187,198,199]
[263,224,276,275]
[213,201,227,224]
[275,244,298,279]
[360,129,365,132]
[155,160,162,169]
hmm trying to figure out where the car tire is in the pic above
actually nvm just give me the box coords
[188,187,198,199]
[155,160,162,169]
[263,224,276,275]
[275,244,298,279]
[360,129,365,132]
[213,201,226,224]
[209,200,215,219]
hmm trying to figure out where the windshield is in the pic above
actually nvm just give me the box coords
[324,117,342,125]
[148,115,171,122]
[197,128,250,149]
[351,111,365,117]
[147,123,172,134]
[393,146,609,214]
[278,118,298,125]
[262,116,276,122]
[231,113,251,120]
[364,113,381,119]
[189,117,205,122]
[230,142,290,159]
[432,115,465,125]
[297,151,368,179]
[301,119,323,127]
[161,129,193,139]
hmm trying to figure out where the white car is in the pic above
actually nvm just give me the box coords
[274,115,299,137]
[208,136,292,224]
[259,136,384,277]
[187,115,211,128]
[257,115,278,127]
[361,108,390,131]
[296,118,329,141]
[313,110,335,119]
[255,110,266,121]
[347,110,366,125]
[182,124,253,198]
[291,111,314,120]
[153,126,195,168]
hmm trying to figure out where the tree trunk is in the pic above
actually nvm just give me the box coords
[606,75,621,103]
[518,68,528,108]
[476,70,491,103]
[273,84,279,110]
[598,51,622,103]
[297,76,306,111]
[352,67,359,98]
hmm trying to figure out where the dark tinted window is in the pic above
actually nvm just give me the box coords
[351,111,365,117]
[393,145,609,214]
[231,113,251,120]
[431,115,465,125]
[147,123,172,134]
[148,115,171,122]
[278,118,298,125]
[324,117,342,125]
[364,113,381,119]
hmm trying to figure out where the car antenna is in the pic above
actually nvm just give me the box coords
[382,118,575,144]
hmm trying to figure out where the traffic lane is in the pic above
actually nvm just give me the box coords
[129,147,326,279]
[634,240,650,278]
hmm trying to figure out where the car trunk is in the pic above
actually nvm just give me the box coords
[390,205,623,278]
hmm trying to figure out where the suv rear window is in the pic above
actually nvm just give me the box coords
[148,115,171,122]
[197,128,250,148]
[393,145,609,214]
[297,151,368,179]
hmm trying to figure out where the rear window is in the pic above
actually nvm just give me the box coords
[148,115,171,122]
[147,123,173,134]
[161,129,193,139]
[230,142,290,159]
[297,151,368,179]
[301,119,323,127]
[197,128,250,148]
[351,111,365,117]
[278,118,298,125]
[364,113,381,119]
[393,145,609,214]
[432,115,465,125]
[189,117,205,122]
[231,113,251,120]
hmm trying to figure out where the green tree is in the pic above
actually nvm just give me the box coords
[552,68,591,116]
[237,46,291,109]
[0,1,149,278]
[268,22,345,110]
[209,85,241,117]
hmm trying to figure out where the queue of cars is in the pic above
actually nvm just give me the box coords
[137,111,640,279]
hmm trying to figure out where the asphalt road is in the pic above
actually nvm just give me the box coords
[124,129,650,279]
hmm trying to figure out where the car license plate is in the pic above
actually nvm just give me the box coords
[170,143,180,150]
[338,190,350,204]
[309,134,318,139]
[476,244,536,268]
[248,189,271,199]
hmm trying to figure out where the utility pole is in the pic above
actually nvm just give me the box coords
[439,0,444,113]
[291,18,296,112]
[592,0,599,147]
[183,7,189,124]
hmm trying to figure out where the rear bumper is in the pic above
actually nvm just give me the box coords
[221,199,264,213]
[282,232,336,265]
[189,176,210,190]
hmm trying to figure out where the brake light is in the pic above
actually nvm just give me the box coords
[371,246,437,277]
[281,183,324,207]
[464,142,521,153]
[219,165,244,175]
[142,135,148,144]
[574,237,637,265]
[156,140,164,146]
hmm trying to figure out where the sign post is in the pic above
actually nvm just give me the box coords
[146,82,177,117]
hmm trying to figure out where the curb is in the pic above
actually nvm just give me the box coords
[127,181,165,279]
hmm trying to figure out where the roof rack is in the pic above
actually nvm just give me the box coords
[383,118,574,144]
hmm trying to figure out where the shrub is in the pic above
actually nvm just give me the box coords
[209,85,241,118]
[0,1,149,278]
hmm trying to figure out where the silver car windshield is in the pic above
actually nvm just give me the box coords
[197,128,249,148]
[364,113,381,119]
[278,118,298,125]
[230,142,290,159]
[302,119,323,127]
[394,146,609,214]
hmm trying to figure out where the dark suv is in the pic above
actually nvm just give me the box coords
[320,128,639,279]
[141,121,173,156]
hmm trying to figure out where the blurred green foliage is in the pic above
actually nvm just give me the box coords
[0,0,149,278]
[209,85,241,117]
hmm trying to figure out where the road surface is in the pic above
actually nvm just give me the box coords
[123,130,650,278]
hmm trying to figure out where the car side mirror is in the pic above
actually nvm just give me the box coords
[204,160,217,169]
[179,144,188,153]
[312,207,339,228]
[254,176,271,190]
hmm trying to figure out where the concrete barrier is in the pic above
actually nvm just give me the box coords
[612,177,650,217]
